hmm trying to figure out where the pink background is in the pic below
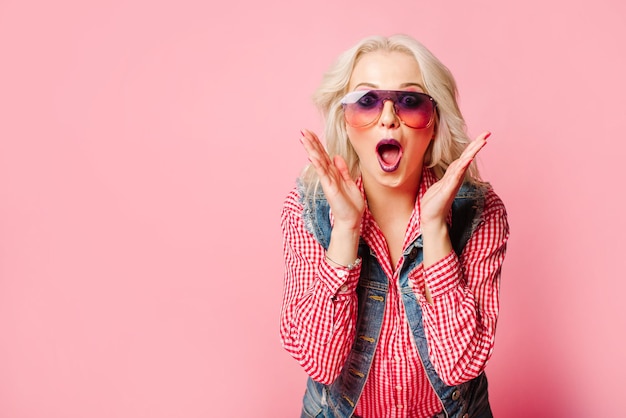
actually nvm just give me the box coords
[1,0,624,417]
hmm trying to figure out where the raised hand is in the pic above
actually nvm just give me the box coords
[420,132,490,226]
[300,129,365,231]
[420,132,490,276]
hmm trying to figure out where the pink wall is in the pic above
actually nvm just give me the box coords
[1,0,624,417]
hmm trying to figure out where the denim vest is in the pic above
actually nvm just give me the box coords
[299,182,492,418]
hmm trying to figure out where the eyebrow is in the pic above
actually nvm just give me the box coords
[353,82,426,91]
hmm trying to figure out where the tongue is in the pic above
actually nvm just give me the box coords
[378,144,401,165]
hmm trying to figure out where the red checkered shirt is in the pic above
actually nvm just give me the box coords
[280,169,509,418]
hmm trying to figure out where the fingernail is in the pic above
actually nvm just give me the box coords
[484,132,492,139]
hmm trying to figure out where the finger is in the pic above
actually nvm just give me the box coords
[301,128,319,147]
[462,133,489,161]
[301,129,327,153]
[300,129,332,167]
[441,137,487,188]
[299,129,322,154]
[334,155,352,183]
[464,131,491,158]
[478,131,492,141]
[300,138,329,173]
[442,161,468,192]
[450,137,487,179]
[300,132,343,186]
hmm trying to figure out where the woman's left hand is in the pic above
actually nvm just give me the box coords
[420,132,490,227]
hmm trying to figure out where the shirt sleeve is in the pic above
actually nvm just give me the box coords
[412,188,510,385]
[279,188,361,384]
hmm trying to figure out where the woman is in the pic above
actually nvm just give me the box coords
[280,34,509,418]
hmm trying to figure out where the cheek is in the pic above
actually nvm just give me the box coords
[406,133,434,158]
[345,126,356,141]
[345,127,364,152]
[345,128,377,158]
[425,124,436,140]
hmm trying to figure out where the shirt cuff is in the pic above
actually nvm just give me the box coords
[318,259,361,301]
[423,250,462,299]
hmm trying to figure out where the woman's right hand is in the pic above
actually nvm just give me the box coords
[300,129,365,232]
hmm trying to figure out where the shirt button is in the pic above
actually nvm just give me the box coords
[396,405,403,409]
[395,385,402,390]
[394,356,401,362]
[337,270,347,278]
[339,285,348,292]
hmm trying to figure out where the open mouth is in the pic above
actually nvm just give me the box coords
[376,139,403,172]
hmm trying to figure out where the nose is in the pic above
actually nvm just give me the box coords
[378,99,399,128]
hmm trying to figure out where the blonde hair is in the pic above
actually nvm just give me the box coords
[301,34,484,194]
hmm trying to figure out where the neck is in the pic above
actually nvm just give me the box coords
[362,172,421,222]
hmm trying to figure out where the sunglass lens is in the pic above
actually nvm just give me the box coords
[344,91,382,127]
[396,93,434,128]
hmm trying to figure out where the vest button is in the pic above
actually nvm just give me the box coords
[408,247,419,261]
[451,389,460,400]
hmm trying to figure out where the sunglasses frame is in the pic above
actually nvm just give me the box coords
[340,89,438,129]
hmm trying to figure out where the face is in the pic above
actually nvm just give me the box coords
[345,50,435,193]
